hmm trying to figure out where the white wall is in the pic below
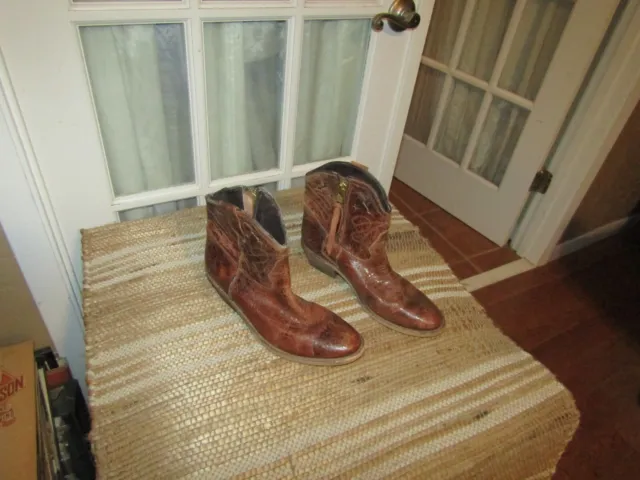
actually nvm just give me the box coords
[0,56,87,395]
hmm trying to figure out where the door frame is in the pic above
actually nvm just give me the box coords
[0,1,437,395]
[512,0,640,265]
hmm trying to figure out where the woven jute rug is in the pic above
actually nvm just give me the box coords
[82,189,579,479]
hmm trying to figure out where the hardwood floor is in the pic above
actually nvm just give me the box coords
[390,176,640,476]
[473,226,640,479]
[390,180,640,480]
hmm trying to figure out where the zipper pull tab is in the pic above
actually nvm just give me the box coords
[336,178,348,204]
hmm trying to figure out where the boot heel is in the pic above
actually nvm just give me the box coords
[304,246,338,278]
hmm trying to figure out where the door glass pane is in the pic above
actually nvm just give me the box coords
[260,182,278,194]
[119,198,197,222]
[458,0,515,81]
[434,80,485,164]
[423,0,466,64]
[204,21,286,180]
[80,24,195,197]
[468,98,529,186]
[291,177,305,189]
[499,0,574,101]
[405,66,446,145]
[294,19,370,166]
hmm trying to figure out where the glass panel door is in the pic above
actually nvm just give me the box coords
[397,0,618,245]
[405,0,573,186]
[0,0,433,402]
[0,0,424,263]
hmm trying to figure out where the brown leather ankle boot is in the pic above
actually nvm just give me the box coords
[205,186,363,365]
[302,162,445,336]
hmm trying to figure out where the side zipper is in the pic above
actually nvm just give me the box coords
[326,178,348,256]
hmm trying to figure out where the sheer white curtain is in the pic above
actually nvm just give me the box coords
[81,20,369,220]
[409,0,573,185]
[295,19,370,165]
[204,22,286,179]
[81,24,194,198]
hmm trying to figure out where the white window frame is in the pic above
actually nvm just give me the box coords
[67,0,389,218]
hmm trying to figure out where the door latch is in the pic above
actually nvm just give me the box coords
[529,169,553,194]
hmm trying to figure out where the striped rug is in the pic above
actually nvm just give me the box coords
[82,188,579,479]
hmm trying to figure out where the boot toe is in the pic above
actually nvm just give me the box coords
[313,314,363,359]
[397,304,444,332]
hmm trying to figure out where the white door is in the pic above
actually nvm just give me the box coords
[395,0,619,245]
[0,0,433,293]
[0,0,433,381]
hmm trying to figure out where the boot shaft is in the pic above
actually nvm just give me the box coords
[206,186,289,291]
[302,161,445,335]
[304,162,392,259]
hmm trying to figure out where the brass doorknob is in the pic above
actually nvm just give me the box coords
[372,0,421,33]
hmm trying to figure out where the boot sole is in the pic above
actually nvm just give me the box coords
[206,273,365,366]
[303,246,445,338]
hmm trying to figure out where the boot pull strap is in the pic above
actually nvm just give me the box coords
[326,203,342,256]
[243,187,257,218]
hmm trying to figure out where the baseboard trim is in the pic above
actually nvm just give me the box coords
[552,214,640,261]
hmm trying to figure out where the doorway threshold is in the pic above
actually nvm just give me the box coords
[461,259,535,292]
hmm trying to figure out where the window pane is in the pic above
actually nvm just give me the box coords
[294,19,371,166]
[458,0,515,81]
[423,0,466,64]
[468,98,529,186]
[80,24,195,197]
[499,0,573,101]
[434,81,485,164]
[405,66,446,145]
[204,21,286,180]
[259,182,278,194]
[119,198,197,222]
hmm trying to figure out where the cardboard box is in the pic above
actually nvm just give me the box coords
[0,341,36,480]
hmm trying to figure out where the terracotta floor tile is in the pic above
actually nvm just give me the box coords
[423,209,498,257]
[415,222,465,266]
[448,260,479,280]
[390,194,416,220]
[469,247,520,272]
[421,208,469,236]
[390,178,441,215]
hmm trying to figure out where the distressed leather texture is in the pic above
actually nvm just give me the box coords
[303,164,444,333]
[206,187,362,360]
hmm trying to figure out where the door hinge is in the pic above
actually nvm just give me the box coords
[530,169,553,194]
